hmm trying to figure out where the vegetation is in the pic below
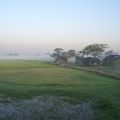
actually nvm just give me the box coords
[79,43,108,58]
[0,60,120,120]
[51,44,120,68]
[51,48,76,62]
[51,48,64,60]
[113,59,120,67]
[103,55,120,66]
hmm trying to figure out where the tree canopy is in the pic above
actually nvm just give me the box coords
[80,44,108,58]
[51,48,64,59]
[67,49,76,58]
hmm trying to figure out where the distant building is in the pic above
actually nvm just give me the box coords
[55,56,68,64]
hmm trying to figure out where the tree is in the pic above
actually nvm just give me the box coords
[54,48,64,54]
[51,48,76,60]
[80,43,108,58]
[51,48,64,60]
[51,48,70,64]
[103,55,120,65]
[67,49,76,58]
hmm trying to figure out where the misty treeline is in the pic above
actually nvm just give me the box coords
[51,43,120,66]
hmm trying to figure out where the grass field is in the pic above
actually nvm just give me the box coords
[0,60,120,120]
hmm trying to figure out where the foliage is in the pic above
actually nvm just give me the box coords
[67,49,76,57]
[54,48,64,53]
[80,43,108,58]
[103,55,120,66]
[51,48,64,59]
[113,59,120,67]
[51,48,76,62]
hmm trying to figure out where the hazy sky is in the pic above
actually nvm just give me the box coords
[0,0,120,54]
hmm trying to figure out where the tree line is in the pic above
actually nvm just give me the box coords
[51,43,120,66]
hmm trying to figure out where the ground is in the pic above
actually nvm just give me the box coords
[0,60,120,120]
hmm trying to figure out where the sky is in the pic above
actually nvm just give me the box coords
[0,0,120,54]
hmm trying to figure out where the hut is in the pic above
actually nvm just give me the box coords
[55,56,68,64]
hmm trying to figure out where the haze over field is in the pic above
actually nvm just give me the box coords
[0,0,120,55]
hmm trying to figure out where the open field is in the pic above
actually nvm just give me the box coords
[0,60,120,120]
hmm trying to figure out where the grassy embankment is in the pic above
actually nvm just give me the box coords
[0,60,120,120]
[76,59,120,76]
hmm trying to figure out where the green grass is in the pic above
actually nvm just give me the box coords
[0,60,120,120]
